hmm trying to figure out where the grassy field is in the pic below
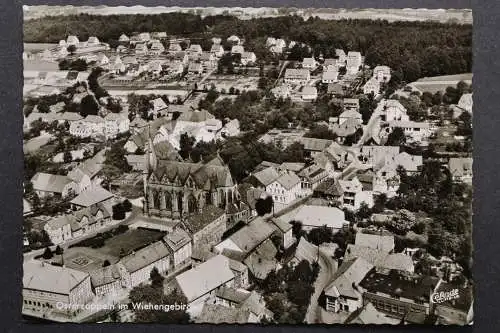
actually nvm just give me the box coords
[99,228,166,258]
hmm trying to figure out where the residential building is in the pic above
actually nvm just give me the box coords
[373,65,391,83]
[375,99,409,122]
[297,137,334,158]
[298,164,328,196]
[168,43,182,53]
[448,157,473,184]
[335,177,374,211]
[227,35,241,44]
[346,51,362,74]
[210,44,225,57]
[118,34,130,42]
[69,186,114,209]
[149,41,165,55]
[163,228,192,271]
[117,241,171,288]
[280,205,348,232]
[387,120,432,142]
[363,77,381,95]
[457,93,473,114]
[66,35,80,46]
[188,62,203,74]
[241,51,257,65]
[104,113,130,138]
[322,69,339,83]
[284,68,310,85]
[31,172,77,198]
[339,109,362,126]
[134,43,148,55]
[249,166,301,206]
[336,49,347,64]
[184,205,227,252]
[231,45,245,54]
[175,255,235,307]
[43,215,76,245]
[90,265,123,297]
[269,217,294,249]
[301,86,318,101]
[302,57,317,70]
[324,257,374,313]
[23,261,94,316]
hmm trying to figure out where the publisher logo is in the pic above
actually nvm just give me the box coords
[431,289,460,304]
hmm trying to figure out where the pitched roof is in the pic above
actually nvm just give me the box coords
[45,214,76,231]
[252,167,281,187]
[175,255,234,302]
[226,218,276,256]
[185,205,225,234]
[89,265,121,287]
[243,239,278,280]
[324,257,373,299]
[448,157,473,177]
[196,304,251,324]
[215,286,251,304]
[276,172,301,189]
[120,241,170,273]
[31,172,72,194]
[70,186,114,207]
[345,302,389,324]
[298,137,333,152]
[293,237,319,266]
[177,109,215,122]
[23,261,89,295]
[355,232,395,252]
[280,205,347,229]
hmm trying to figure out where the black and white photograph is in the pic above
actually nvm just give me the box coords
[21,5,473,325]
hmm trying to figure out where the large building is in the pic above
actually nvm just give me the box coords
[143,137,238,220]
[23,261,94,316]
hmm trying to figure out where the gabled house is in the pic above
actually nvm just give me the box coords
[324,257,374,313]
[322,69,339,84]
[448,157,473,184]
[175,255,235,307]
[31,172,77,198]
[231,45,245,54]
[163,227,192,271]
[457,93,473,114]
[284,68,310,85]
[375,99,409,122]
[280,205,348,232]
[346,51,362,74]
[188,44,203,55]
[241,52,257,65]
[373,65,391,83]
[118,34,130,43]
[134,43,148,55]
[210,44,225,57]
[301,86,318,101]
[149,41,165,55]
[168,43,182,53]
[302,57,317,70]
[298,164,328,196]
[188,62,203,75]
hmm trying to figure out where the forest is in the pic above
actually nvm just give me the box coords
[24,13,472,82]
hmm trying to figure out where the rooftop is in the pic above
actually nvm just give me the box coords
[185,205,225,234]
[23,261,89,295]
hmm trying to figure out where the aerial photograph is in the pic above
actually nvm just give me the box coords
[22,5,473,325]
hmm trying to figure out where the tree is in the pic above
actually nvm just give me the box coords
[112,203,126,220]
[122,199,132,212]
[105,142,131,172]
[179,133,196,160]
[42,247,53,259]
[102,259,111,267]
[150,267,165,289]
[386,127,406,146]
[307,225,334,246]
[80,95,99,117]
[255,196,274,216]
[54,245,63,255]
[67,44,77,55]
[63,151,72,163]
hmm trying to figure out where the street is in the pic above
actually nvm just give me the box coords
[304,248,337,324]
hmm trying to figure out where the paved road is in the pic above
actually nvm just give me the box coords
[354,105,382,148]
[305,249,337,324]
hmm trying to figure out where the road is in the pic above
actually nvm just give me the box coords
[354,104,382,148]
[304,248,337,324]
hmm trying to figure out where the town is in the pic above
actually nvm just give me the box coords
[22,9,473,326]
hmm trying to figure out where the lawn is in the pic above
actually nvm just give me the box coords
[99,228,166,258]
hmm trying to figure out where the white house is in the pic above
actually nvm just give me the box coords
[322,69,339,84]
[458,93,473,114]
[336,177,374,211]
[346,51,362,74]
[280,205,348,232]
[251,167,301,206]
[301,86,318,101]
[104,113,130,139]
[387,120,432,143]
[373,65,391,83]
[210,44,225,57]
[227,35,241,44]
[117,241,171,289]
[231,45,245,54]
[241,52,257,65]
[284,68,310,85]
[175,255,235,307]
[118,34,130,42]
[66,35,80,46]
[376,99,409,122]
[302,57,317,70]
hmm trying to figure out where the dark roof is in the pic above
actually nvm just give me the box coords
[66,71,79,80]
[313,178,342,197]
[89,265,121,287]
[360,270,439,303]
[185,205,225,234]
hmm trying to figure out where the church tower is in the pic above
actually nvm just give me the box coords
[143,125,157,215]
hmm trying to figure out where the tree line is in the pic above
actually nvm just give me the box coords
[25,13,471,82]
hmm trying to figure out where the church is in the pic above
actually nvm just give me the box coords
[142,135,239,220]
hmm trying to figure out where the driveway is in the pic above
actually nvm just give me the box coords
[304,248,337,324]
